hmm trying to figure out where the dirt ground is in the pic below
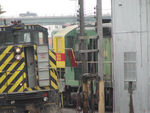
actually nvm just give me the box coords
[61,108,98,113]
[61,108,112,113]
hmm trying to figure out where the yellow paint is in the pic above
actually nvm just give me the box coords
[27,88,32,91]
[49,50,57,69]
[45,86,50,90]
[0,59,20,84]
[50,70,58,81]
[49,50,56,60]
[0,48,25,93]
[34,55,37,60]
[7,63,25,93]
[53,37,65,53]
[50,62,56,69]
[0,46,12,61]
[0,73,6,84]
[24,82,27,89]
[18,86,24,92]
[0,52,14,71]
[53,36,66,68]
[7,63,24,85]
[51,81,58,89]
[57,61,65,68]
[36,86,41,90]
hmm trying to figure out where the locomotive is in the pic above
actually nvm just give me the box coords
[0,21,59,113]
[53,23,112,110]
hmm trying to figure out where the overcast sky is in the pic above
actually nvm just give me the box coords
[1,0,111,17]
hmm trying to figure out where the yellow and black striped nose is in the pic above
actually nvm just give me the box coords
[49,50,59,90]
[0,45,59,94]
[0,46,26,93]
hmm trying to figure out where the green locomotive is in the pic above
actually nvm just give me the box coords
[53,23,112,110]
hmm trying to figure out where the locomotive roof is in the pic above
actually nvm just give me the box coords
[54,25,78,37]
[0,24,47,32]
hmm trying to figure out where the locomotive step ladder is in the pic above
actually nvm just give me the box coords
[79,35,99,77]
[78,35,99,113]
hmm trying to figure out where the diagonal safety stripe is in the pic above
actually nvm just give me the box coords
[9,72,26,93]
[7,67,25,93]
[0,57,22,88]
[49,50,56,61]
[50,69,58,81]
[50,69,58,89]
[0,48,5,54]
[0,52,13,68]
[14,78,26,92]
[50,50,55,55]
[0,51,24,74]
[10,76,23,92]
[0,51,24,72]
[51,77,58,88]
[0,62,25,93]
[2,58,16,72]
[0,46,13,62]
[0,47,13,69]
[18,86,24,92]
[49,50,58,89]
[51,81,58,89]
[49,56,56,66]
[49,50,56,68]
[0,58,24,86]
[0,52,14,71]
[5,70,24,93]
[0,74,9,91]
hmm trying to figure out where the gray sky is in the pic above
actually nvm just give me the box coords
[1,0,111,17]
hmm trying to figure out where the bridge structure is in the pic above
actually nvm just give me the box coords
[0,15,111,25]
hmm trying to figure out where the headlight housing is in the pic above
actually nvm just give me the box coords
[15,47,21,53]
[15,55,21,60]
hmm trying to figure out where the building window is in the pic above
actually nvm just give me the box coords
[124,52,136,90]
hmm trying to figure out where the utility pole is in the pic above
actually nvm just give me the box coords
[96,0,105,113]
[78,0,88,113]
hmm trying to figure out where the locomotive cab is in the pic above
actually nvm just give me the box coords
[0,22,59,113]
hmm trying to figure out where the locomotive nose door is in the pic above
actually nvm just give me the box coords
[24,46,36,88]
[37,45,50,86]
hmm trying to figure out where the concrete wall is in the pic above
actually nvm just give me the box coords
[112,0,150,113]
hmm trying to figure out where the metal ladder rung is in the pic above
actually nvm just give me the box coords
[76,61,98,64]
[79,49,99,53]
[79,36,98,40]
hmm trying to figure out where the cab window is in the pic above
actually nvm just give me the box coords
[24,33,31,42]
[38,32,44,44]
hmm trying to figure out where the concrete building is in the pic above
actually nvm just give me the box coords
[112,0,150,113]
